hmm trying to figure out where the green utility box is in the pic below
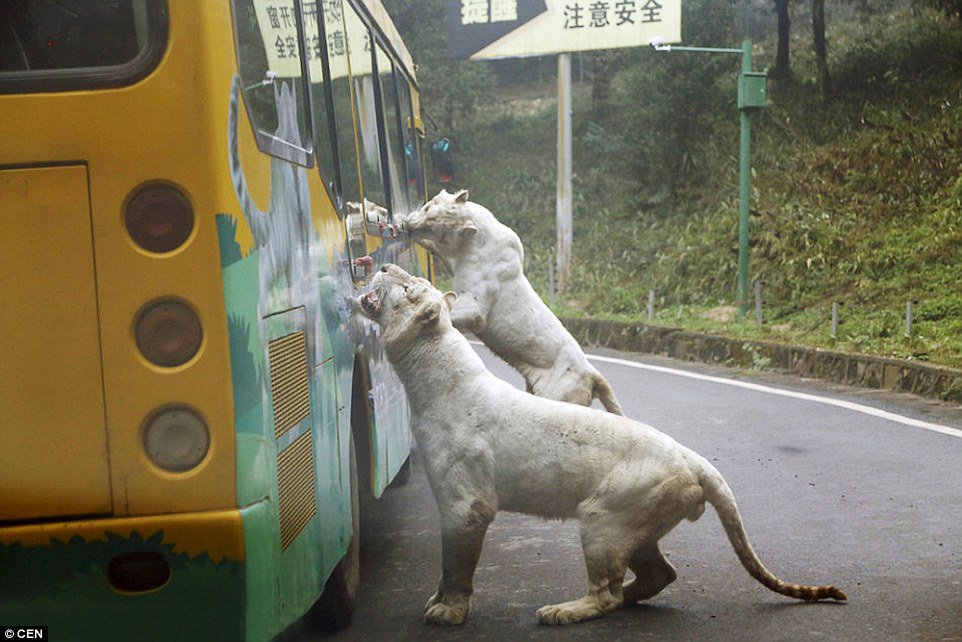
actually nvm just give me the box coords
[738,71,768,110]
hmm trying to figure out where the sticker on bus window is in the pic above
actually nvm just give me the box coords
[252,1,311,78]
[252,0,371,81]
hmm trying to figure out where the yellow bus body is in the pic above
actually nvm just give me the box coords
[1,1,427,639]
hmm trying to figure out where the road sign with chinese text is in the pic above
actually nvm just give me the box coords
[447,0,680,60]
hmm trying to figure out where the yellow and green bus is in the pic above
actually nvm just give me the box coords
[0,1,429,639]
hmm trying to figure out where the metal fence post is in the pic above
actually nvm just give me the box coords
[548,259,555,309]
[753,280,763,326]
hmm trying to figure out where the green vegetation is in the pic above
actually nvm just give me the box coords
[390,1,962,368]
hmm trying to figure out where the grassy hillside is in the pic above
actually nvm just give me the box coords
[441,8,962,368]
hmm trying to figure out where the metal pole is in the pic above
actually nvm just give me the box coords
[831,302,839,339]
[548,259,555,309]
[754,280,763,326]
[905,301,913,338]
[661,45,743,54]
[737,39,752,318]
[648,289,655,322]
[556,53,573,294]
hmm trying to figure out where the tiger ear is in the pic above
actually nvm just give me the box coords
[443,291,458,311]
[454,189,469,204]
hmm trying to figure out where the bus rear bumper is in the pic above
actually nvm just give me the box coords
[0,509,247,641]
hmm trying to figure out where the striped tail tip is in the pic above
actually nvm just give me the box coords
[799,584,847,602]
[822,586,847,602]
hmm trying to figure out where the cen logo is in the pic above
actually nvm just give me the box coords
[2,628,47,640]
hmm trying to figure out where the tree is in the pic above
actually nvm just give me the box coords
[385,0,496,131]
[616,0,736,193]
[812,0,831,98]
[772,0,793,78]
[591,51,614,119]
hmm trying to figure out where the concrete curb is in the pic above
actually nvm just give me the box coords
[560,317,962,403]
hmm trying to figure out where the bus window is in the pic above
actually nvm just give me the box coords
[0,0,165,93]
[324,0,360,208]
[302,0,340,203]
[374,42,407,215]
[344,4,386,212]
[395,73,425,208]
[230,0,313,166]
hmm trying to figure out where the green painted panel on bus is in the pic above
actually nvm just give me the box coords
[217,211,353,639]
[0,532,244,641]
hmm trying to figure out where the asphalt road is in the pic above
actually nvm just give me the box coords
[312,345,962,642]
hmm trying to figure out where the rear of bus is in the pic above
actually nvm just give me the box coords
[0,1,427,640]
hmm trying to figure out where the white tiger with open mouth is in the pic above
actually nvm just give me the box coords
[398,189,624,414]
[355,264,846,627]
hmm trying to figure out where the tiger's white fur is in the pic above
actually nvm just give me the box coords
[355,265,846,626]
[399,190,624,414]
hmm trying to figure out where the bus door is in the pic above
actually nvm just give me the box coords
[0,165,111,522]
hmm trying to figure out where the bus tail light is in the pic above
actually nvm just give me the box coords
[108,552,171,594]
[143,406,210,472]
[125,183,194,253]
[135,299,203,367]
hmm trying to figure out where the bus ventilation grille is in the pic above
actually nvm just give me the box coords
[277,430,317,550]
[268,331,311,439]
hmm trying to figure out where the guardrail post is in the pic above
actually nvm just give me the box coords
[754,280,763,326]
[548,258,555,309]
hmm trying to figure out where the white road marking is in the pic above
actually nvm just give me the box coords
[586,353,962,440]
[467,340,962,439]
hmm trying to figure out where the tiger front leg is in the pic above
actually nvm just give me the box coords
[424,502,494,625]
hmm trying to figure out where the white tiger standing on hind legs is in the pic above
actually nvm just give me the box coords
[354,265,846,626]
[398,189,624,414]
